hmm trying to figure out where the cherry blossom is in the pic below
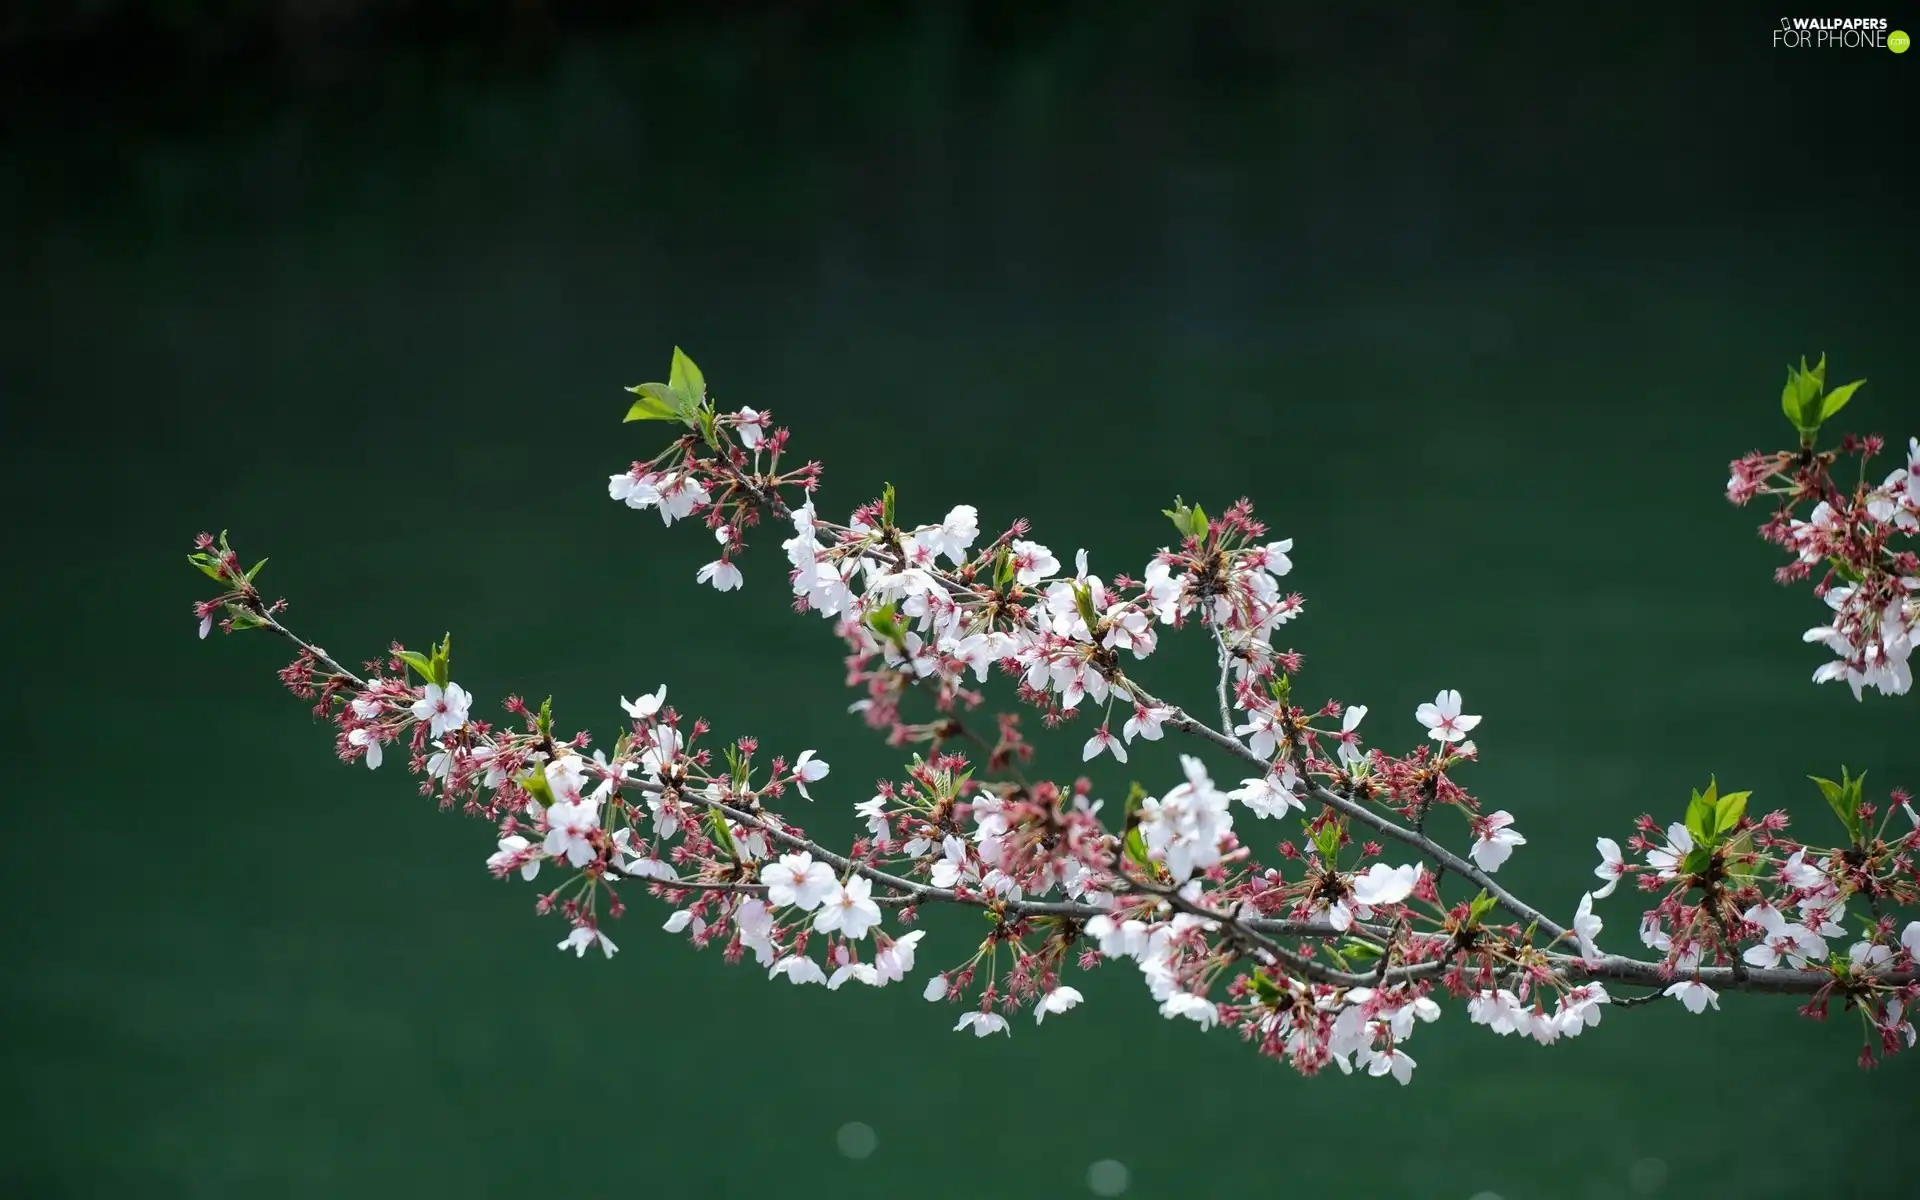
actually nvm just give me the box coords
[792,750,829,799]
[696,559,744,591]
[763,852,836,910]
[410,682,471,737]
[814,875,882,939]
[1036,987,1085,1023]
[1592,837,1625,897]
[1414,689,1482,743]
[558,923,618,959]
[956,1011,1010,1037]
[346,726,383,769]
[1469,810,1525,872]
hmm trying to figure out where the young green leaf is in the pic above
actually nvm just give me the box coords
[188,555,227,583]
[396,649,435,680]
[1122,825,1152,869]
[1684,779,1719,844]
[705,806,739,859]
[1819,379,1865,420]
[1809,774,1862,842]
[1467,889,1498,926]
[669,347,706,407]
[245,557,268,582]
[1712,789,1750,836]
[623,383,681,422]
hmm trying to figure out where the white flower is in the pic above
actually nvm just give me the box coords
[1593,837,1625,898]
[608,469,661,510]
[734,407,768,449]
[1645,823,1693,878]
[1009,539,1060,586]
[955,1011,1010,1037]
[663,909,705,936]
[915,505,979,565]
[1414,689,1481,743]
[198,613,212,639]
[1123,703,1172,743]
[871,930,924,985]
[1469,811,1525,873]
[792,750,829,799]
[1573,892,1604,963]
[1159,992,1218,1030]
[1904,921,1920,960]
[1136,755,1234,883]
[1351,863,1422,908]
[410,682,472,738]
[1664,979,1719,1014]
[696,559,744,591]
[763,852,836,911]
[347,726,383,770]
[486,834,540,881]
[924,974,952,1002]
[770,955,828,986]
[1467,988,1525,1035]
[1366,1046,1416,1085]
[1229,770,1304,818]
[1850,941,1893,972]
[1740,905,1825,969]
[1082,725,1127,763]
[1036,986,1084,1023]
[621,685,666,720]
[1333,705,1369,767]
[1233,707,1285,760]
[557,924,617,959]
[734,898,777,966]
[814,875,882,940]
[653,471,710,526]
[542,796,600,868]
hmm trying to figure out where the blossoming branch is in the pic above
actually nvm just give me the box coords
[188,348,1920,1081]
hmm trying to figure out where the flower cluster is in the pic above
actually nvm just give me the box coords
[190,348,1920,1081]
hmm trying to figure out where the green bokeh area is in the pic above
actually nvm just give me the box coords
[4,10,1917,1199]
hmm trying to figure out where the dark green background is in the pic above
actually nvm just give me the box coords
[5,5,1917,1197]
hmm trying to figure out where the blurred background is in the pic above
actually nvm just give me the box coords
[3,2,1917,1197]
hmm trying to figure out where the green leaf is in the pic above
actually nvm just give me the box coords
[1313,820,1343,863]
[396,650,435,680]
[245,557,268,582]
[1122,825,1152,869]
[669,347,706,404]
[1684,779,1719,844]
[1340,939,1382,962]
[1162,496,1195,539]
[1249,970,1284,1003]
[1121,781,1149,824]
[522,769,555,806]
[623,383,681,422]
[1712,789,1750,836]
[705,806,739,859]
[1810,774,1862,842]
[1780,357,1827,433]
[1187,504,1209,540]
[1467,889,1498,926]
[880,482,897,527]
[187,555,227,583]
[1828,557,1863,584]
[993,546,1015,589]
[1819,379,1865,420]
[1073,583,1099,629]
[1679,846,1713,877]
